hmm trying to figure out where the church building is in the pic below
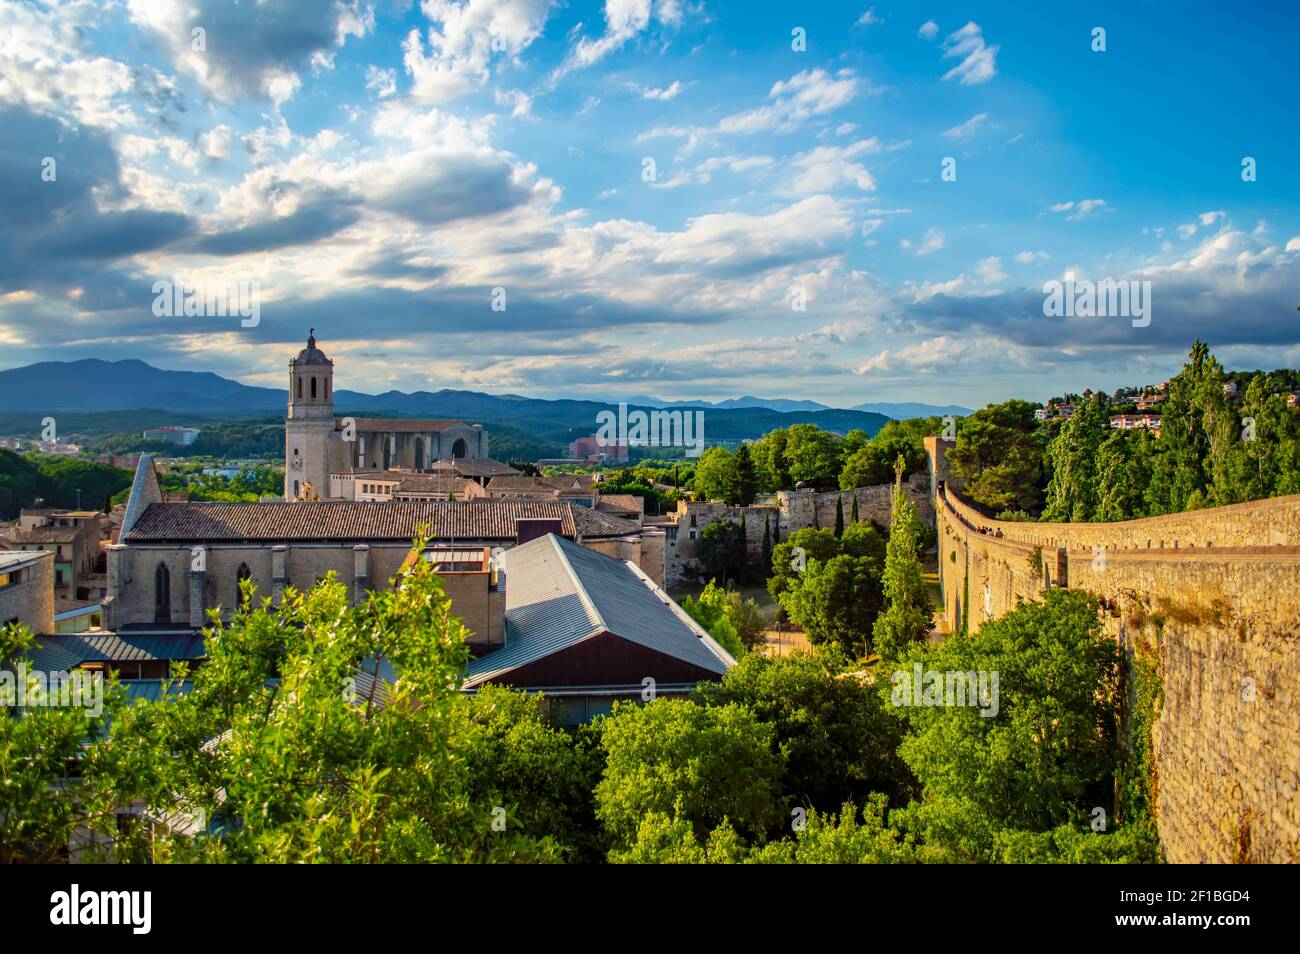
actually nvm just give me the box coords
[284,332,490,500]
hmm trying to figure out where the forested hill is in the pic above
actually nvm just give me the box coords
[0,360,890,446]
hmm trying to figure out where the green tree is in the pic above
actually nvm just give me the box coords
[695,646,913,810]
[93,552,562,862]
[834,494,845,537]
[696,519,747,585]
[778,554,884,656]
[1042,395,1110,521]
[947,400,1044,514]
[1,623,129,862]
[784,424,842,488]
[890,590,1122,861]
[595,699,785,847]
[750,428,791,491]
[768,527,839,601]
[871,474,933,660]
[679,582,746,660]
[691,447,737,503]
[733,442,759,506]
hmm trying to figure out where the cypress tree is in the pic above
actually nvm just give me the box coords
[834,494,845,537]
[871,470,933,659]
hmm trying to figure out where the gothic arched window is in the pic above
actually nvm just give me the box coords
[154,563,171,623]
[452,438,468,459]
[297,376,302,399]
[311,377,317,400]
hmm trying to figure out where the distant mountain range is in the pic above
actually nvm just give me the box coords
[0,359,934,446]
[624,395,973,418]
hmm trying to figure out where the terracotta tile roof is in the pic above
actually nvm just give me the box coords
[427,458,520,477]
[13,527,80,544]
[124,500,641,542]
[488,475,597,494]
[598,494,645,512]
[347,419,467,433]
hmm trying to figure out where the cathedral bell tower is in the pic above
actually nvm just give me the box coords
[285,330,337,500]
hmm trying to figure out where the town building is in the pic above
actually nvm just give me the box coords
[1109,413,1162,431]
[10,508,107,603]
[142,426,201,446]
[0,549,54,634]
[102,456,666,634]
[569,434,629,463]
[284,332,490,500]
[460,533,732,723]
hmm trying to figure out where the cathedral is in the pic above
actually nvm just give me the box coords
[284,332,490,500]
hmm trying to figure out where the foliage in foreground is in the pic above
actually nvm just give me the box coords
[2,561,1159,864]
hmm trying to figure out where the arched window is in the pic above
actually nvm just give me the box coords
[154,562,171,623]
[293,479,300,498]
[235,563,252,607]
[311,377,317,399]
[452,437,468,459]
[297,376,302,399]
[414,437,426,471]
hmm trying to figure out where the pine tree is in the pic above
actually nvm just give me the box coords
[834,494,845,537]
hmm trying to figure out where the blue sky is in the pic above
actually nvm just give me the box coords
[1,0,1298,409]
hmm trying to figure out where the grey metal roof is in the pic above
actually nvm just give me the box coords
[463,534,731,688]
[25,633,206,669]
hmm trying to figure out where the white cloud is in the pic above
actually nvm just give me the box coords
[1199,210,1226,227]
[1177,223,1198,239]
[1287,237,1300,253]
[127,0,373,102]
[716,68,864,136]
[941,22,998,85]
[913,226,945,255]
[975,256,1006,284]
[942,112,989,139]
[404,0,555,102]
[1049,198,1109,221]
[366,65,397,98]
[786,139,880,193]
[202,125,235,160]
[495,88,534,116]
[918,20,939,40]
[555,0,685,79]
[856,8,882,27]
[632,80,683,100]
[1014,250,1049,264]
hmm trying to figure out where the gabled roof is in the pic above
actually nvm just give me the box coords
[463,534,731,689]
[124,500,641,542]
[348,419,468,433]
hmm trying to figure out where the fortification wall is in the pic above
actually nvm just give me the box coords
[935,484,1300,863]
[665,472,931,587]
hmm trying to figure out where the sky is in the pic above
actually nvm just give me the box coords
[1,0,1298,410]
